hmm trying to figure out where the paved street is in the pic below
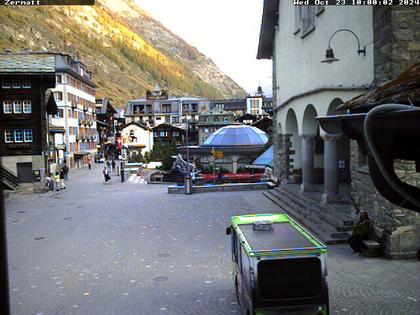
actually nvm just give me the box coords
[5,165,420,315]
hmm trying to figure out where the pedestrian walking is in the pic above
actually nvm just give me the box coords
[103,166,110,184]
[62,164,69,181]
[87,155,92,170]
[59,168,66,189]
[111,159,116,174]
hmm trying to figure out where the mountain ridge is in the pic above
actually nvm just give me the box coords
[0,0,246,107]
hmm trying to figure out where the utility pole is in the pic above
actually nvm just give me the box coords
[182,99,192,194]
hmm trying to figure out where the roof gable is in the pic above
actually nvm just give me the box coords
[257,0,279,60]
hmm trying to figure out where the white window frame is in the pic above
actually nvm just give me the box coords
[13,101,22,114]
[22,78,31,89]
[23,100,32,114]
[2,79,11,89]
[24,129,33,143]
[4,130,13,143]
[56,74,62,84]
[14,129,24,143]
[12,79,21,89]
[54,92,63,101]
[3,100,12,114]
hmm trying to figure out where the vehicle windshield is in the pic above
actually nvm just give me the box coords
[258,257,322,300]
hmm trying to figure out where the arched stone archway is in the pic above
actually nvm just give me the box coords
[302,104,318,137]
[285,109,301,183]
[327,98,347,116]
[300,105,321,191]
[322,98,351,203]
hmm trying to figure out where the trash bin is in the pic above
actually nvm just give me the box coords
[184,176,192,195]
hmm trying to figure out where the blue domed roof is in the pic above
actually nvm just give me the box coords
[202,125,268,147]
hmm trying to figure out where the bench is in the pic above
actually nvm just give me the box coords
[361,239,382,258]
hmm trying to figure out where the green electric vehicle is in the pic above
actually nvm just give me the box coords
[226,213,329,315]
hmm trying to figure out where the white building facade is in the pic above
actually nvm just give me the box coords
[124,84,210,128]
[258,2,373,201]
[50,54,97,169]
[120,122,153,155]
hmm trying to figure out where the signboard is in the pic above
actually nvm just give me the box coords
[56,144,66,150]
[212,150,224,160]
[33,170,41,182]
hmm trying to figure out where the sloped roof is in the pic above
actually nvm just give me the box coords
[257,0,279,59]
[122,122,150,131]
[202,125,268,147]
[0,53,55,73]
[338,62,420,112]
[151,123,185,131]
[96,98,117,115]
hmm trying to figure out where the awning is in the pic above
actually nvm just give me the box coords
[49,125,66,133]
[253,146,273,167]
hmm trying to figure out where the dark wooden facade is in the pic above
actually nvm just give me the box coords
[0,74,56,157]
[152,123,185,146]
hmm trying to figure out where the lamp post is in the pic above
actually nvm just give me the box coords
[182,99,192,195]
[321,29,367,64]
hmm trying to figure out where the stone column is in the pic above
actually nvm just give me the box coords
[322,133,341,203]
[300,135,315,192]
[232,156,239,174]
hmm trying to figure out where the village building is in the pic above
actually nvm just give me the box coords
[258,2,420,258]
[50,53,97,169]
[95,98,117,159]
[124,83,210,128]
[235,113,258,125]
[120,122,153,156]
[246,86,265,116]
[210,98,246,117]
[0,52,58,192]
[196,109,235,145]
[152,123,185,147]
[95,98,117,145]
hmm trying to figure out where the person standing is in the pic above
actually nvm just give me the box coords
[54,171,61,191]
[348,211,371,253]
[59,168,66,189]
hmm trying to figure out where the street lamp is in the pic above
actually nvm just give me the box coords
[181,99,192,195]
[321,29,366,64]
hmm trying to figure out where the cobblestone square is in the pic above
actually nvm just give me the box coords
[5,166,420,315]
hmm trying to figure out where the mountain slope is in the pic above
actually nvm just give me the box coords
[0,0,245,106]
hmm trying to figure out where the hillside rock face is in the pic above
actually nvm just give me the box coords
[0,0,245,106]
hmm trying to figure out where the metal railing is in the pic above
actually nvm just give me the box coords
[0,165,19,190]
